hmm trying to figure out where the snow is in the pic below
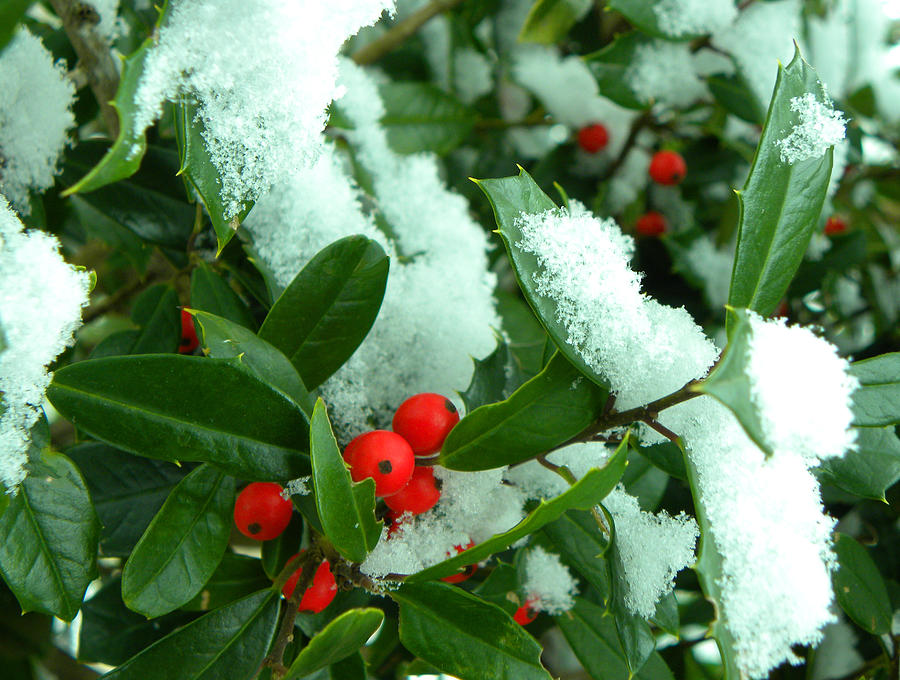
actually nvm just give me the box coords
[0,29,75,213]
[521,546,578,615]
[681,235,734,310]
[775,93,847,165]
[133,0,394,219]
[625,40,708,109]
[653,0,737,38]
[454,48,493,105]
[91,0,120,42]
[0,199,90,491]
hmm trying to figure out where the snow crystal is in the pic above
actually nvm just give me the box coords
[711,0,800,109]
[0,29,75,213]
[515,202,718,408]
[454,47,493,104]
[745,312,858,462]
[681,235,734,310]
[603,487,699,619]
[281,476,310,498]
[133,0,394,218]
[653,0,737,38]
[660,396,839,678]
[504,441,612,499]
[0,199,90,490]
[521,546,578,614]
[625,40,708,109]
[90,0,121,42]
[606,147,651,213]
[775,93,847,165]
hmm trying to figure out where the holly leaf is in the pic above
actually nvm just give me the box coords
[519,0,593,44]
[122,464,234,618]
[460,338,526,413]
[832,533,892,635]
[0,450,99,621]
[284,608,384,679]
[583,32,648,110]
[182,553,271,612]
[439,352,607,471]
[608,0,704,40]
[379,83,477,155]
[555,597,639,680]
[190,262,257,331]
[310,399,382,563]
[817,427,900,501]
[848,352,900,427]
[0,1,32,52]
[258,235,389,390]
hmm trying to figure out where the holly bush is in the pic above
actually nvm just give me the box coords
[0,1,898,680]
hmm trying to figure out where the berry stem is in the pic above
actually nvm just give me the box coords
[597,112,654,182]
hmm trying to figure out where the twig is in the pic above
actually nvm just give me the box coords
[641,417,681,444]
[351,0,465,65]
[47,0,121,137]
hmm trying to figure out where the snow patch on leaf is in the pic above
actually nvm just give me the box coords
[775,93,847,165]
[521,545,578,614]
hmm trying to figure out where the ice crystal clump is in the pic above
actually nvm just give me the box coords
[625,40,708,109]
[653,0,737,37]
[775,93,847,165]
[0,199,90,490]
[521,546,578,614]
[0,29,75,213]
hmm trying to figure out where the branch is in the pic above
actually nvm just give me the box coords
[48,0,121,137]
[351,0,465,66]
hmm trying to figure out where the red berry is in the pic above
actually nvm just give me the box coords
[392,393,460,456]
[825,215,848,235]
[282,553,337,613]
[648,150,687,186]
[347,430,415,497]
[384,466,441,515]
[635,211,667,237]
[441,541,477,584]
[513,599,538,626]
[179,309,199,354]
[233,482,293,541]
[385,510,406,539]
[577,123,609,154]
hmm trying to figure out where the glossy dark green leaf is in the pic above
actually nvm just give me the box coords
[651,589,680,638]
[695,308,772,455]
[607,0,688,39]
[392,582,552,680]
[122,464,233,618]
[632,440,687,481]
[285,608,384,679]
[310,399,381,563]
[182,553,271,612]
[439,352,606,471]
[379,82,477,155]
[728,48,836,318]
[460,338,526,413]
[622,451,668,511]
[496,290,546,377]
[66,442,187,556]
[0,1,32,52]
[519,0,592,44]
[0,450,98,621]
[707,74,765,125]
[261,513,303,580]
[174,99,253,254]
[193,310,314,416]
[542,509,611,601]
[554,597,631,679]
[848,353,900,427]
[190,262,257,331]
[47,355,310,481]
[832,533,892,635]
[101,589,279,680]
[68,193,151,273]
[410,440,626,582]
[817,427,900,501]
[328,653,366,680]
[259,235,389,390]
[583,32,648,110]
[128,283,181,354]
[475,168,610,388]
[79,576,195,666]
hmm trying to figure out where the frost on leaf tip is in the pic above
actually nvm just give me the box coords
[775,93,847,165]
[0,199,90,491]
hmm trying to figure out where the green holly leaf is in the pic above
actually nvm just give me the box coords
[182,553,271,612]
[379,83,477,156]
[0,1,31,52]
[193,310,314,416]
[310,399,382,563]
[100,589,280,680]
[90,283,181,359]
[284,608,384,679]
[261,513,303,580]
[47,355,310,481]
[817,426,900,501]
[439,352,607,471]
[848,352,900,427]
[410,439,627,582]
[460,338,526,413]
[190,262,257,331]
[474,168,611,388]
[832,533,892,635]
[708,73,765,125]
[542,509,611,601]
[519,0,592,44]
[258,235,389,390]
[0,450,99,621]
[608,0,707,40]
[122,464,234,618]
[728,47,837,319]
[583,32,648,110]
[392,582,552,680]
[174,98,254,254]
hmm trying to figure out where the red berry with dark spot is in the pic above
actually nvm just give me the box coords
[384,466,441,515]
[825,215,848,235]
[441,541,477,584]
[648,150,687,186]
[392,393,460,456]
[179,309,199,354]
[282,553,337,613]
[233,482,293,541]
[635,211,667,237]
[513,599,539,626]
[577,123,609,153]
[347,430,415,497]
